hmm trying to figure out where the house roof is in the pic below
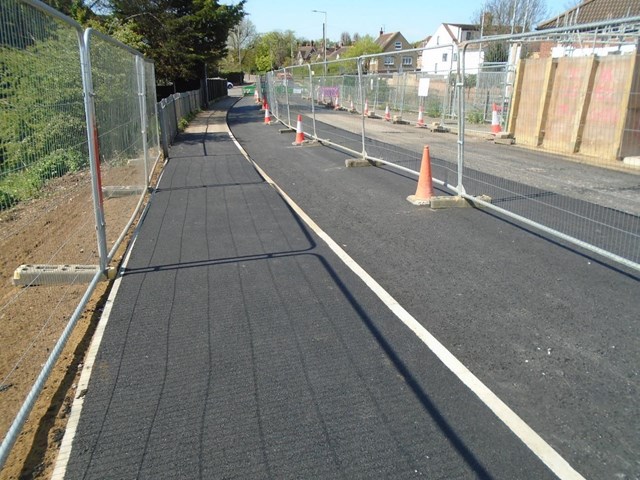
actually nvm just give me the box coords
[296,45,316,60]
[537,0,640,29]
[446,23,480,31]
[375,32,397,49]
[327,45,349,61]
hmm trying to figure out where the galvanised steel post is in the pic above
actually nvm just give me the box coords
[400,71,407,118]
[357,57,367,158]
[83,29,109,272]
[456,43,467,195]
[308,64,317,139]
[135,55,149,188]
[374,75,380,113]
[159,101,170,159]
[284,67,291,127]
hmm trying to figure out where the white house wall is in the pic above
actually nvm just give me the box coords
[420,24,484,75]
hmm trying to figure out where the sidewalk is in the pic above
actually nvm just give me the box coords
[53,97,563,479]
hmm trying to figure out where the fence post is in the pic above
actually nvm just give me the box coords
[159,101,170,159]
[357,57,367,158]
[456,43,467,195]
[82,29,109,272]
[308,64,317,138]
[284,67,292,127]
[135,56,149,187]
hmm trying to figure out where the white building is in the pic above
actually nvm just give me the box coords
[420,23,483,75]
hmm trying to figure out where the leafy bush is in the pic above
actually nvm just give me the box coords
[178,118,189,132]
[467,110,485,124]
[0,187,18,210]
[0,149,86,211]
[178,110,200,132]
[425,99,442,118]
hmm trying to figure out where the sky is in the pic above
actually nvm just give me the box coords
[233,0,567,44]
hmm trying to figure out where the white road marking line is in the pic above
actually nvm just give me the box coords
[228,128,586,480]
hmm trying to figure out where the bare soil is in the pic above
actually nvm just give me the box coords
[0,160,164,480]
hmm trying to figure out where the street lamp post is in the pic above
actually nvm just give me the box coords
[312,9,327,76]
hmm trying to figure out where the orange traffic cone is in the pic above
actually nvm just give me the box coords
[384,105,391,121]
[334,96,341,110]
[350,99,355,112]
[254,90,260,104]
[261,98,267,110]
[491,103,502,134]
[407,146,435,205]
[292,114,305,145]
[364,99,369,116]
[416,106,425,127]
[264,103,271,125]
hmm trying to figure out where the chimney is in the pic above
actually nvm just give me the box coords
[380,27,384,36]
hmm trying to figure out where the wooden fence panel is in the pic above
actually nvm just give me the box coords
[511,57,551,146]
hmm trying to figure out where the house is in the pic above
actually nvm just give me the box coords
[415,36,431,70]
[327,45,350,62]
[369,29,418,73]
[537,0,640,30]
[296,44,317,65]
[535,0,640,58]
[419,23,483,75]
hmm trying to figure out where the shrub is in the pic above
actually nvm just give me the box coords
[467,110,485,124]
[0,188,18,210]
[425,99,442,118]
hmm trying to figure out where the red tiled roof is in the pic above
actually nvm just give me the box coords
[537,0,640,29]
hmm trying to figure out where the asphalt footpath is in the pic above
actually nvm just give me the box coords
[53,95,639,479]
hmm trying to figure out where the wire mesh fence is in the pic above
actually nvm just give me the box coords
[86,29,150,262]
[0,0,166,471]
[265,17,640,271]
[0,0,101,467]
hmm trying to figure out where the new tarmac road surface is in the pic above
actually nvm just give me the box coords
[54,95,639,479]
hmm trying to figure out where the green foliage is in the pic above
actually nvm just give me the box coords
[0,24,87,177]
[0,149,86,207]
[425,98,442,118]
[467,110,485,124]
[343,35,382,58]
[253,30,297,72]
[177,110,200,132]
[484,42,509,63]
[342,35,382,73]
[0,9,89,210]
[108,0,246,83]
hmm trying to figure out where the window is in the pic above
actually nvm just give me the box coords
[434,63,438,74]
[402,56,412,66]
[442,53,448,62]
[436,36,440,45]
[384,56,395,65]
[466,31,472,40]
[395,41,402,50]
[453,53,458,61]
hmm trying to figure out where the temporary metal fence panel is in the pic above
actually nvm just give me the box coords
[308,58,366,157]
[0,0,102,471]
[144,59,161,182]
[0,1,164,472]
[265,17,640,271]
[86,29,148,262]
[459,18,640,269]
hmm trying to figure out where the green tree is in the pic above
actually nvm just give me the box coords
[252,30,298,72]
[108,0,245,84]
[343,35,382,73]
